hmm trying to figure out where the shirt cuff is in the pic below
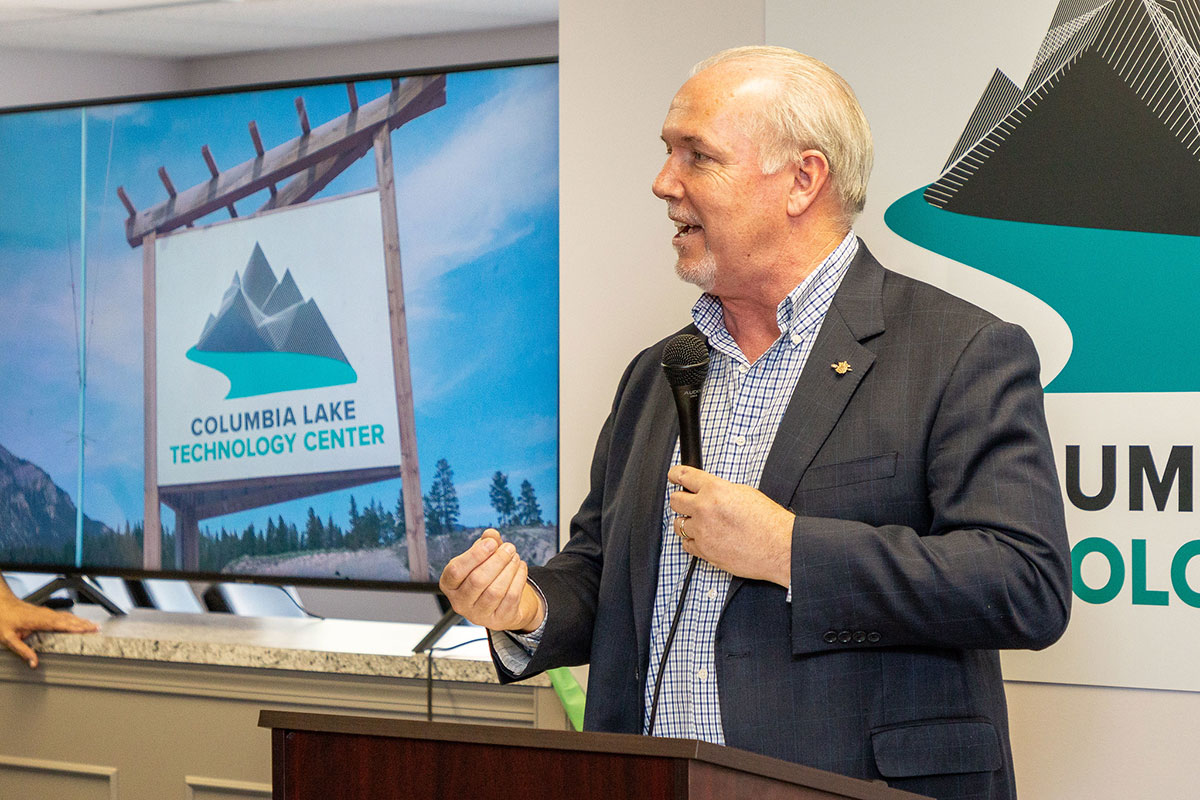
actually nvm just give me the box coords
[489,580,547,674]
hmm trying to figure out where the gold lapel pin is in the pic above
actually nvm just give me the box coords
[831,360,852,375]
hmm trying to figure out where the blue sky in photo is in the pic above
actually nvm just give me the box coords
[0,63,559,556]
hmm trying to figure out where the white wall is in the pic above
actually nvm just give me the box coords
[557,0,766,528]
[560,2,1193,799]
[0,48,186,108]
[183,23,557,90]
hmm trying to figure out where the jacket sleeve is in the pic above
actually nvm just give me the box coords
[787,320,1072,655]
[492,351,644,682]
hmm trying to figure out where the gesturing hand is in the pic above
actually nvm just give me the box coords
[439,529,545,633]
[668,465,795,587]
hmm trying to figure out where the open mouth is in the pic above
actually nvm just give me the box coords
[673,221,702,240]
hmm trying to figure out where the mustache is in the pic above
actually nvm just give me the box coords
[667,203,700,226]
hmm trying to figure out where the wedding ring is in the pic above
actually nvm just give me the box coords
[677,516,691,540]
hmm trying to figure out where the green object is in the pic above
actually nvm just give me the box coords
[885,187,1200,393]
[186,347,358,398]
[547,667,585,731]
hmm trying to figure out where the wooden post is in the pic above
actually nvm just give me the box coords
[143,232,162,569]
[176,501,200,571]
[374,125,429,582]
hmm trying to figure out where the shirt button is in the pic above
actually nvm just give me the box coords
[706,587,718,601]
[733,434,746,446]
[738,363,749,374]
[790,332,802,344]
[696,668,708,681]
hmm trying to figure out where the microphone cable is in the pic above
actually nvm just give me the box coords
[646,553,698,735]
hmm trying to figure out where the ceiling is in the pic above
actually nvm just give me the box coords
[0,0,558,58]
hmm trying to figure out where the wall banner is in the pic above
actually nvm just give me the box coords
[156,191,401,487]
[769,0,1200,691]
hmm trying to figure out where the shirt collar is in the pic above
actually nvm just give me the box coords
[691,230,859,357]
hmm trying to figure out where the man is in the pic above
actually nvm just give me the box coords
[441,46,1071,800]
[0,576,97,668]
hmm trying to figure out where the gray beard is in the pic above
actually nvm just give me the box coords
[674,248,717,293]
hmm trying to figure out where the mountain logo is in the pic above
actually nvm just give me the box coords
[187,242,358,399]
[885,0,1200,392]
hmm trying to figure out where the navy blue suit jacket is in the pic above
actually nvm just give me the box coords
[499,243,1071,800]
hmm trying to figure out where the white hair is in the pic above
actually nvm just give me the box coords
[692,46,874,225]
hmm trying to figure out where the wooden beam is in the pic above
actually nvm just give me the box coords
[249,121,266,157]
[117,186,137,217]
[375,124,429,582]
[257,140,372,213]
[346,83,359,112]
[124,73,445,247]
[157,166,177,198]
[143,231,161,571]
[201,145,238,219]
[158,466,402,520]
[295,96,311,136]
[201,144,220,179]
[249,121,277,198]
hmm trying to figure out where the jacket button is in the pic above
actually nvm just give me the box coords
[867,631,881,643]
[823,630,838,643]
[853,630,867,643]
[838,630,852,643]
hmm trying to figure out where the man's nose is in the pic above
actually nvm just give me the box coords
[652,159,681,200]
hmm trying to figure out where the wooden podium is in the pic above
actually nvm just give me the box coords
[259,710,928,800]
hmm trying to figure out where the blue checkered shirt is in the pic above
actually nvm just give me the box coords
[492,232,858,739]
[644,231,857,742]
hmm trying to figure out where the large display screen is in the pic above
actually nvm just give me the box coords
[0,59,559,590]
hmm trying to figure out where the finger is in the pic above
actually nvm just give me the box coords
[493,559,529,626]
[480,528,503,545]
[478,545,522,618]
[668,464,711,493]
[41,612,98,634]
[669,491,698,517]
[439,535,500,592]
[457,545,520,609]
[2,633,37,669]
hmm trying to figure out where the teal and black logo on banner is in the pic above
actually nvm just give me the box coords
[187,242,358,399]
[886,0,1200,393]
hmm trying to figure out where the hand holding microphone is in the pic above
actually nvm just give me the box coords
[661,333,793,587]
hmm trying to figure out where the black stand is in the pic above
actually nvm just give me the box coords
[412,607,464,653]
[24,575,126,616]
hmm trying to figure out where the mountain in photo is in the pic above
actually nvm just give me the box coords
[0,442,112,552]
[926,0,1200,235]
[187,242,358,399]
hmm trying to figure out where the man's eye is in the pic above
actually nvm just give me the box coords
[693,151,711,163]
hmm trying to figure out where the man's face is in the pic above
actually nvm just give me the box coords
[652,64,794,296]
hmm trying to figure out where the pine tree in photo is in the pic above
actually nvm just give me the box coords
[516,480,543,526]
[304,507,324,550]
[426,458,460,535]
[489,471,516,528]
[394,487,407,540]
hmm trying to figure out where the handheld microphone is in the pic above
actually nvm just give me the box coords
[647,333,710,737]
[661,333,709,469]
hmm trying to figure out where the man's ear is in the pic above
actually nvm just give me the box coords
[787,150,831,217]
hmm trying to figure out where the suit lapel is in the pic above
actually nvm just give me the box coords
[628,353,685,674]
[730,243,887,601]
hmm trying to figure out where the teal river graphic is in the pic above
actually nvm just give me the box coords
[187,348,358,399]
[886,188,1200,393]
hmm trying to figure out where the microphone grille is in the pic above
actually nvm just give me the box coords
[661,333,710,388]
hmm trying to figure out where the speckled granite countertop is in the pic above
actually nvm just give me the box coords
[27,607,547,686]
